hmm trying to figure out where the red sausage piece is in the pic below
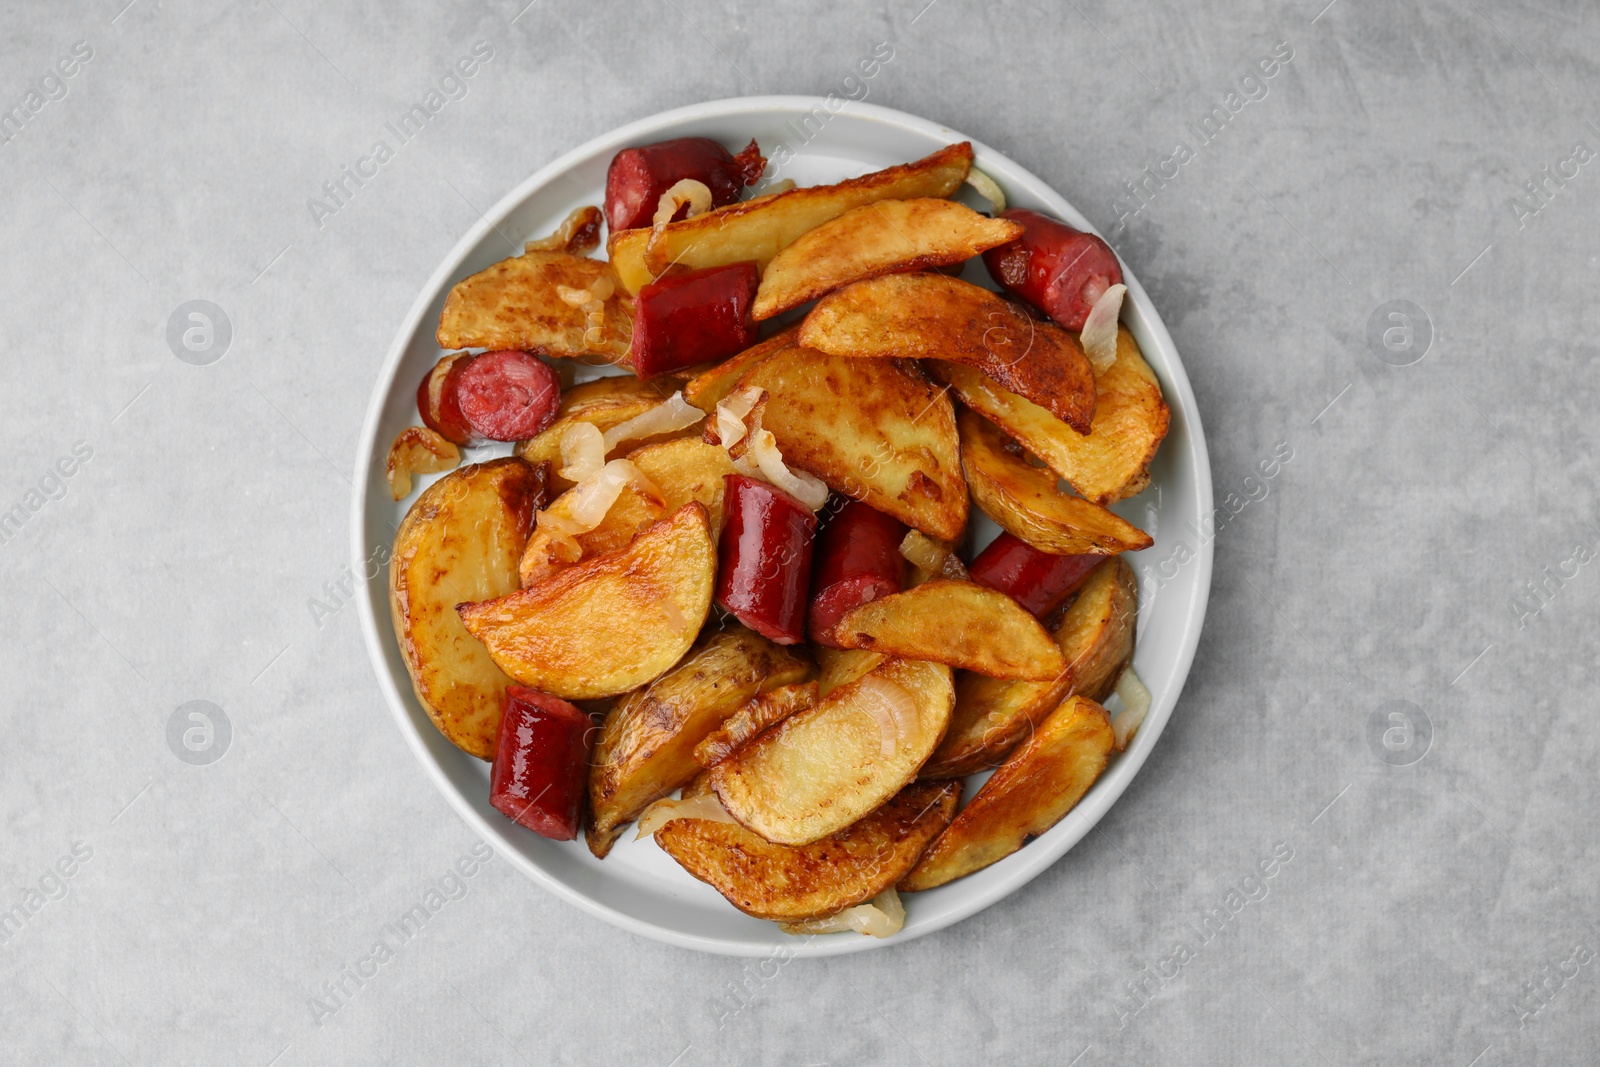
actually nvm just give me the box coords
[808,498,906,645]
[453,350,561,442]
[983,209,1123,331]
[969,532,1102,618]
[716,474,818,645]
[489,687,594,841]
[605,137,766,233]
[415,352,474,446]
[629,262,760,380]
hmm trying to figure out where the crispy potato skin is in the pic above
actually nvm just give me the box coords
[922,557,1136,779]
[711,657,955,846]
[901,696,1114,891]
[607,142,975,294]
[694,681,818,769]
[737,346,966,540]
[389,458,544,759]
[958,409,1152,555]
[800,274,1096,434]
[586,628,812,857]
[436,249,632,359]
[833,579,1068,681]
[514,376,686,493]
[682,327,799,412]
[753,199,1023,319]
[657,780,959,921]
[457,503,716,700]
[932,326,1169,505]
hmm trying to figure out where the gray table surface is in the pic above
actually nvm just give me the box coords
[4,1,1598,1064]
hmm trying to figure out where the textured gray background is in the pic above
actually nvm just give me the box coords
[2,0,1597,1064]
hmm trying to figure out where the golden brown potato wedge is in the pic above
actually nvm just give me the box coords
[682,327,799,412]
[515,376,685,492]
[710,657,955,846]
[628,437,738,534]
[656,780,959,921]
[586,627,812,857]
[694,681,818,769]
[607,142,974,293]
[831,579,1067,681]
[518,479,664,588]
[752,199,1023,320]
[736,346,966,540]
[958,409,1152,555]
[436,249,632,360]
[931,325,1169,505]
[458,503,716,700]
[799,274,1096,434]
[922,557,1136,779]
[901,695,1114,891]
[814,648,886,697]
[389,458,544,759]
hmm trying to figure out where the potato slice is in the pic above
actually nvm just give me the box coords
[958,409,1152,555]
[931,325,1169,504]
[586,627,812,857]
[518,481,664,588]
[458,503,716,699]
[736,346,966,540]
[710,657,955,846]
[389,458,544,759]
[682,327,799,412]
[657,780,959,921]
[799,274,1096,434]
[607,142,974,293]
[832,580,1067,681]
[901,695,1114,891]
[515,376,684,492]
[752,199,1023,319]
[628,437,737,533]
[694,681,818,769]
[922,557,1136,779]
[435,249,632,360]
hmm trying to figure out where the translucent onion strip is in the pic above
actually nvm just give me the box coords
[1111,664,1150,751]
[854,675,921,758]
[965,168,1006,213]
[635,791,738,839]
[601,391,704,451]
[558,422,606,483]
[745,429,829,511]
[780,890,905,938]
[1080,282,1127,374]
[714,385,764,449]
[653,179,713,227]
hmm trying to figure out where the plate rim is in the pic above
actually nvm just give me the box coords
[352,94,1213,957]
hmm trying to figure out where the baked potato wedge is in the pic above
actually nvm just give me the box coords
[831,579,1067,681]
[710,657,955,846]
[901,695,1114,891]
[752,199,1023,320]
[682,327,799,412]
[515,376,685,493]
[518,479,664,588]
[799,274,1096,434]
[814,648,887,697]
[693,681,817,769]
[922,556,1136,779]
[930,325,1169,505]
[958,409,1152,555]
[607,142,975,293]
[586,627,812,857]
[458,502,716,700]
[628,437,738,534]
[389,458,544,759]
[736,346,966,540]
[656,780,959,921]
[435,249,632,361]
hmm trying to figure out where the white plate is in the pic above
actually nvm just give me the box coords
[353,96,1212,957]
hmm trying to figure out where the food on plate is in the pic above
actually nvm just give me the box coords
[809,498,908,645]
[715,474,818,644]
[735,346,965,540]
[451,349,562,442]
[923,556,1136,778]
[385,426,460,500]
[585,626,811,857]
[490,687,594,841]
[693,680,817,768]
[982,208,1123,331]
[931,324,1169,504]
[752,198,1023,319]
[681,326,798,412]
[959,409,1152,556]
[389,458,545,759]
[652,778,959,921]
[899,529,969,585]
[901,695,1114,891]
[968,532,1102,618]
[814,647,886,697]
[517,467,663,588]
[607,142,974,293]
[435,242,632,360]
[628,437,738,532]
[710,657,954,845]
[605,136,766,233]
[799,273,1096,434]
[515,375,686,491]
[830,579,1067,681]
[628,261,760,379]
[416,351,474,445]
[458,502,716,699]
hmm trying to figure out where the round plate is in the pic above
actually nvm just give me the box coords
[353,96,1212,957]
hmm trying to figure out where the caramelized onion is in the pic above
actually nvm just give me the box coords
[601,391,704,451]
[713,385,764,448]
[1080,282,1126,373]
[745,429,829,511]
[1111,664,1150,751]
[565,458,659,528]
[558,422,606,482]
[385,426,460,500]
[636,791,738,839]
[780,890,905,937]
[653,178,714,228]
[965,168,1005,213]
[854,674,920,758]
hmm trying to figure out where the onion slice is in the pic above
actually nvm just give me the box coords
[899,530,968,582]
[854,675,920,758]
[965,168,1006,213]
[713,386,764,449]
[744,429,829,511]
[601,391,703,451]
[1111,665,1150,751]
[780,890,906,938]
[558,422,606,483]
[635,791,739,839]
[566,458,659,529]
[653,178,713,228]
[1080,282,1127,374]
